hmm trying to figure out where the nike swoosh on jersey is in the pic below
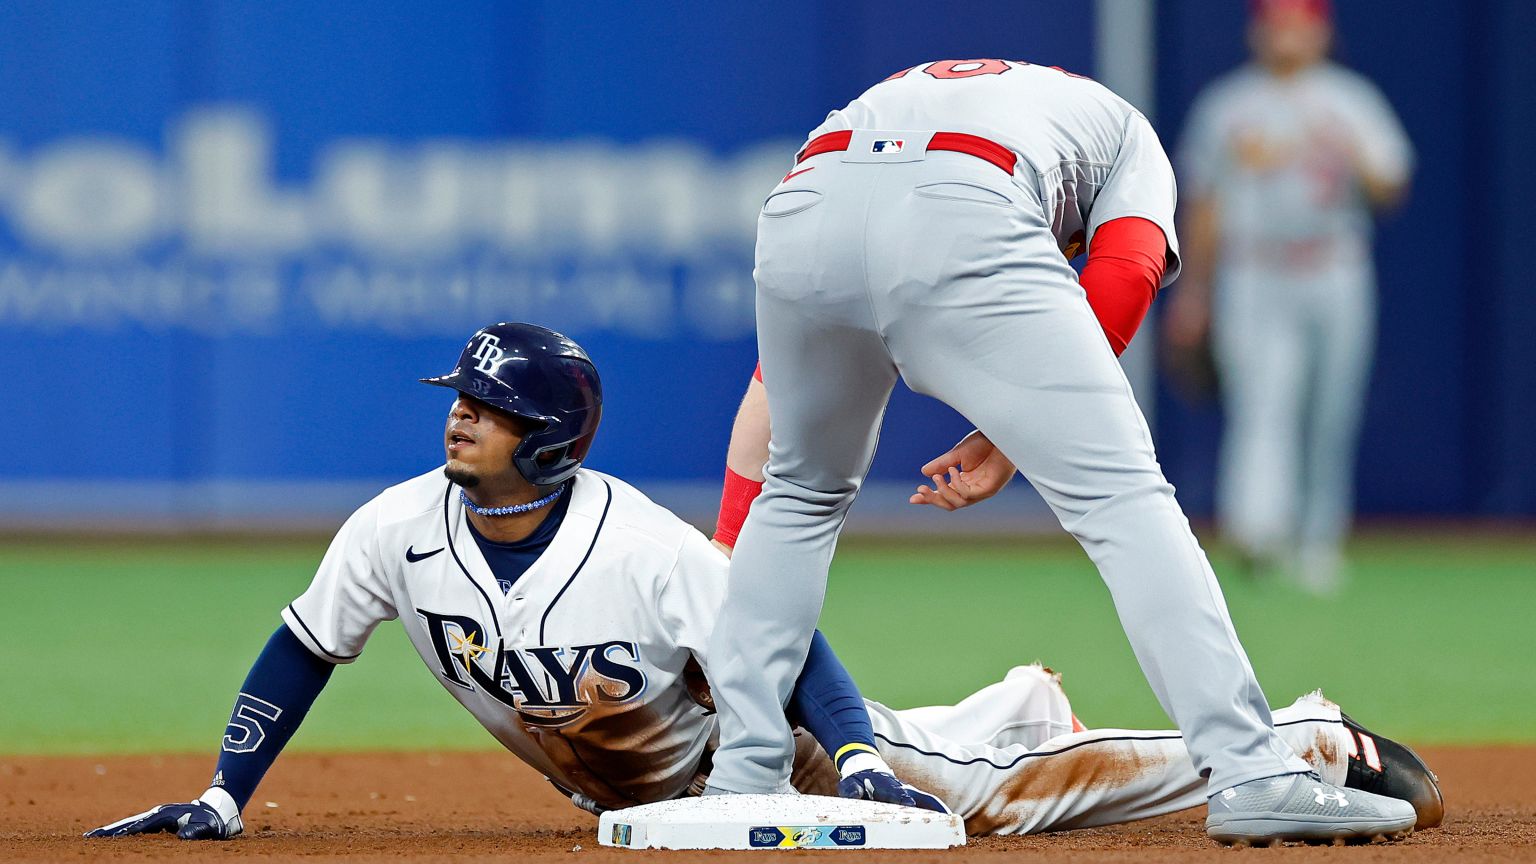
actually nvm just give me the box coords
[406,545,445,563]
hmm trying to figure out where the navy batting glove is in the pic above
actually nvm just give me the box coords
[838,769,952,815]
[838,768,951,816]
[902,783,952,815]
[839,768,916,808]
[85,801,243,841]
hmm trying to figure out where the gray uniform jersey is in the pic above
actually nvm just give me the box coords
[706,58,1312,800]
[809,59,1182,280]
[1178,61,1412,275]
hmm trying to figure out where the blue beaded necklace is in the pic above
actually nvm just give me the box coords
[459,483,566,517]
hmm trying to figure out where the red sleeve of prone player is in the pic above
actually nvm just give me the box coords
[1079,217,1167,356]
[713,467,763,549]
[752,362,763,382]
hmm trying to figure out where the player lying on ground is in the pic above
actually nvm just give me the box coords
[86,322,1440,841]
[87,322,939,842]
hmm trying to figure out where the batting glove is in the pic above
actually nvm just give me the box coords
[85,793,243,841]
[837,769,952,815]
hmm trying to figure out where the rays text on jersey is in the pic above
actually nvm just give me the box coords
[417,609,646,726]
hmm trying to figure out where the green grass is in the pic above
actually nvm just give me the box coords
[1,531,1531,754]
[822,533,1536,744]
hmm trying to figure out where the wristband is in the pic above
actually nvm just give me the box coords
[837,748,891,779]
[198,786,240,822]
[834,742,881,771]
[712,467,763,548]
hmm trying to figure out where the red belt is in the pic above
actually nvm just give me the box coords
[795,130,1017,174]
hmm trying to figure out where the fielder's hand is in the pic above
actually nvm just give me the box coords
[85,800,243,841]
[910,430,1017,510]
[838,769,952,815]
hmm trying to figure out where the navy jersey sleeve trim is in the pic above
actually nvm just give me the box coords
[538,477,613,643]
[283,604,361,662]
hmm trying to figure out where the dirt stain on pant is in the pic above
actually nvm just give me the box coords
[1298,726,1343,777]
[965,742,1170,835]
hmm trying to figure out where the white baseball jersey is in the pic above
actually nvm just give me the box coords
[282,468,729,809]
[808,58,1182,283]
[1178,61,1412,275]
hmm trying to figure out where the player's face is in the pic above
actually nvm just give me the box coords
[1251,11,1331,72]
[443,395,530,490]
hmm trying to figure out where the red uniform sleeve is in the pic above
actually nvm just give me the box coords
[1078,216,1168,356]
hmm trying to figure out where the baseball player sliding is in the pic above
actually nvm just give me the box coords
[701,57,1422,845]
[87,323,1441,842]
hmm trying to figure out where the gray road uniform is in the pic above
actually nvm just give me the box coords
[1178,62,1413,571]
[706,59,1312,799]
[285,467,1355,832]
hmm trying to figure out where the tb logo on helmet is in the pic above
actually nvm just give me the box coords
[422,322,603,487]
[472,333,508,374]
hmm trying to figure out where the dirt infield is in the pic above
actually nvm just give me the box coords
[3,747,1532,863]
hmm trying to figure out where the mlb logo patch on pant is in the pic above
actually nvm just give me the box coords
[871,139,904,153]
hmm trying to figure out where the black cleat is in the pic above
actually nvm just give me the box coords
[1340,712,1445,830]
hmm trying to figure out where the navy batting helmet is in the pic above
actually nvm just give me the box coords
[421,323,602,487]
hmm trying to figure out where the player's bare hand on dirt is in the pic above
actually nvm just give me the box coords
[85,801,243,840]
[910,431,1017,510]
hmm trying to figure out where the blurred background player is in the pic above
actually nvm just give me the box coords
[1163,0,1413,592]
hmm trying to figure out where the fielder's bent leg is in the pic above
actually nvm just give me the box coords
[868,157,1311,793]
[704,161,900,793]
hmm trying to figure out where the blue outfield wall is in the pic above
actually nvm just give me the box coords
[1,1,1530,528]
[1153,0,1536,519]
[0,1,1092,527]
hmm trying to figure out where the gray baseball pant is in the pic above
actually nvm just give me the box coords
[1213,267,1376,563]
[704,134,1310,796]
